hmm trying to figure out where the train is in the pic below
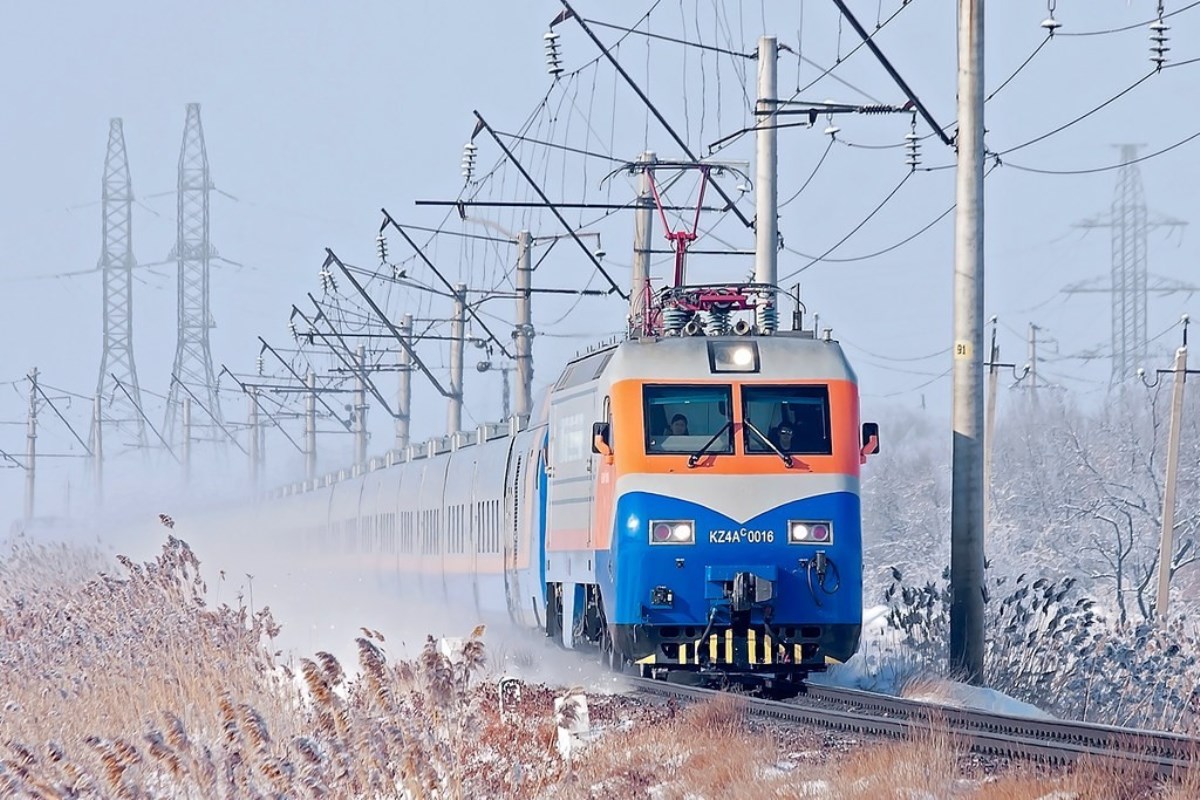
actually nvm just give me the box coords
[259,286,878,697]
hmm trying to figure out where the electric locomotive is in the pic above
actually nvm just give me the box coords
[543,301,876,695]
[261,286,876,696]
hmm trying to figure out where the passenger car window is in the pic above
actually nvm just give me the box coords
[742,385,832,455]
[643,385,733,454]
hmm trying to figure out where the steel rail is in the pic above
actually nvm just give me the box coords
[625,677,1199,775]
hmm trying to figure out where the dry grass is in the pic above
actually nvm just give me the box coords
[817,725,965,799]
[1,534,1197,799]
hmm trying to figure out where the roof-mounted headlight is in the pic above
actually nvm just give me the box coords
[707,341,760,373]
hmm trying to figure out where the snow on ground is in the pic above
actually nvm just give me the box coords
[811,604,1055,720]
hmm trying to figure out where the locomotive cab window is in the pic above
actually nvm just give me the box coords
[643,384,733,454]
[742,385,832,456]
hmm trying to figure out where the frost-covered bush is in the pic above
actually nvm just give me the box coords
[883,566,1200,731]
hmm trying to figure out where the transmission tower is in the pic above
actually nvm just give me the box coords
[92,118,148,451]
[164,103,223,444]
[1064,144,1192,383]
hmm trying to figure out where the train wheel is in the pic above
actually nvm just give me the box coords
[598,625,623,673]
[545,584,563,644]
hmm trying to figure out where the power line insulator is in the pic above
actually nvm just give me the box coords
[288,320,299,342]
[461,141,478,182]
[544,31,564,77]
[905,132,921,171]
[319,266,337,294]
[256,355,264,376]
[375,234,390,265]
[1041,0,1061,35]
[1150,18,1170,70]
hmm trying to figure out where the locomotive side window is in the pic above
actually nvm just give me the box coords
[643,384,733,454]
[742,385,832,456]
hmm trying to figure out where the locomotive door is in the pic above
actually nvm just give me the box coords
[546,386,596,554]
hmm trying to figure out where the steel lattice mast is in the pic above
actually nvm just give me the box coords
[92,118,148,452]
[1111,144,1151,380]
[1066,145,1190,383]
[164,103,223,443]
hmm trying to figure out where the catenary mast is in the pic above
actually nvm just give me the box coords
[950,0,986,685]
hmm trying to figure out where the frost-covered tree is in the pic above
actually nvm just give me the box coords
[860,406,950,601]
[990,388,1200,626]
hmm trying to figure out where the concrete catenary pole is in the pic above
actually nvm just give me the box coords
[248,387,260,490]
[305,370,317,481]
[92,394,104,504]
[754,36,779,334]
[984,318,999,537]
[630,150,656,333]
[1156,343,1189,617]
[396,313,412,449]
[1028,323,1040,405]
[501,367,512,420]
[25,368,38,522]
[181,397,192,484]
[355,344,368,468]
[515,231,534,423]
[448,284,466,434]
[950,0,986,685]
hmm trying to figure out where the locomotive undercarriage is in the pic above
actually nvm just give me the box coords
[545,581,859,699]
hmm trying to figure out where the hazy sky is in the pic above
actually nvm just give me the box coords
[2,2,1197,519]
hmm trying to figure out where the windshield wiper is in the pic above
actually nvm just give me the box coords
[687,421,732,468]
[743,420,794,467]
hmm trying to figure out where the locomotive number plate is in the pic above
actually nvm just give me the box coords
[708,529,775,544]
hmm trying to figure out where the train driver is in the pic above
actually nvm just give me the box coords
[667,413,689,436]
[771,424,796,453]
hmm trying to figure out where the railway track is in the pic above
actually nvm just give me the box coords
[626,676,1200,776]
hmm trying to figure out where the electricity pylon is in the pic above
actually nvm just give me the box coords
[92,118,148,452]
[1064,144,1193,383]
[164,103,223,445]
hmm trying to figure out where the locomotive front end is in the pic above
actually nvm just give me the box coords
[596,336,871,694]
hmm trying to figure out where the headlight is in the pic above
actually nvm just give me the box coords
[650,520,695,545]
[788,521,832,544]
[707,340,760,373]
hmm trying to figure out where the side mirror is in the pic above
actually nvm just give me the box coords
[861,422,880,458]
[591,422,612,456]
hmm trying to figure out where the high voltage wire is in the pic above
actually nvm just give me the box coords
[995,69,1157,156]
[986,34,1052,103]
[792,0,916,98]
[871,367,953,399]
[779,170,913,280]
[779,138,834,209]
[1004,128,1200,175]
[825,31,1052,155]
[1058,0,1200,37]
[842,340,951,363]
